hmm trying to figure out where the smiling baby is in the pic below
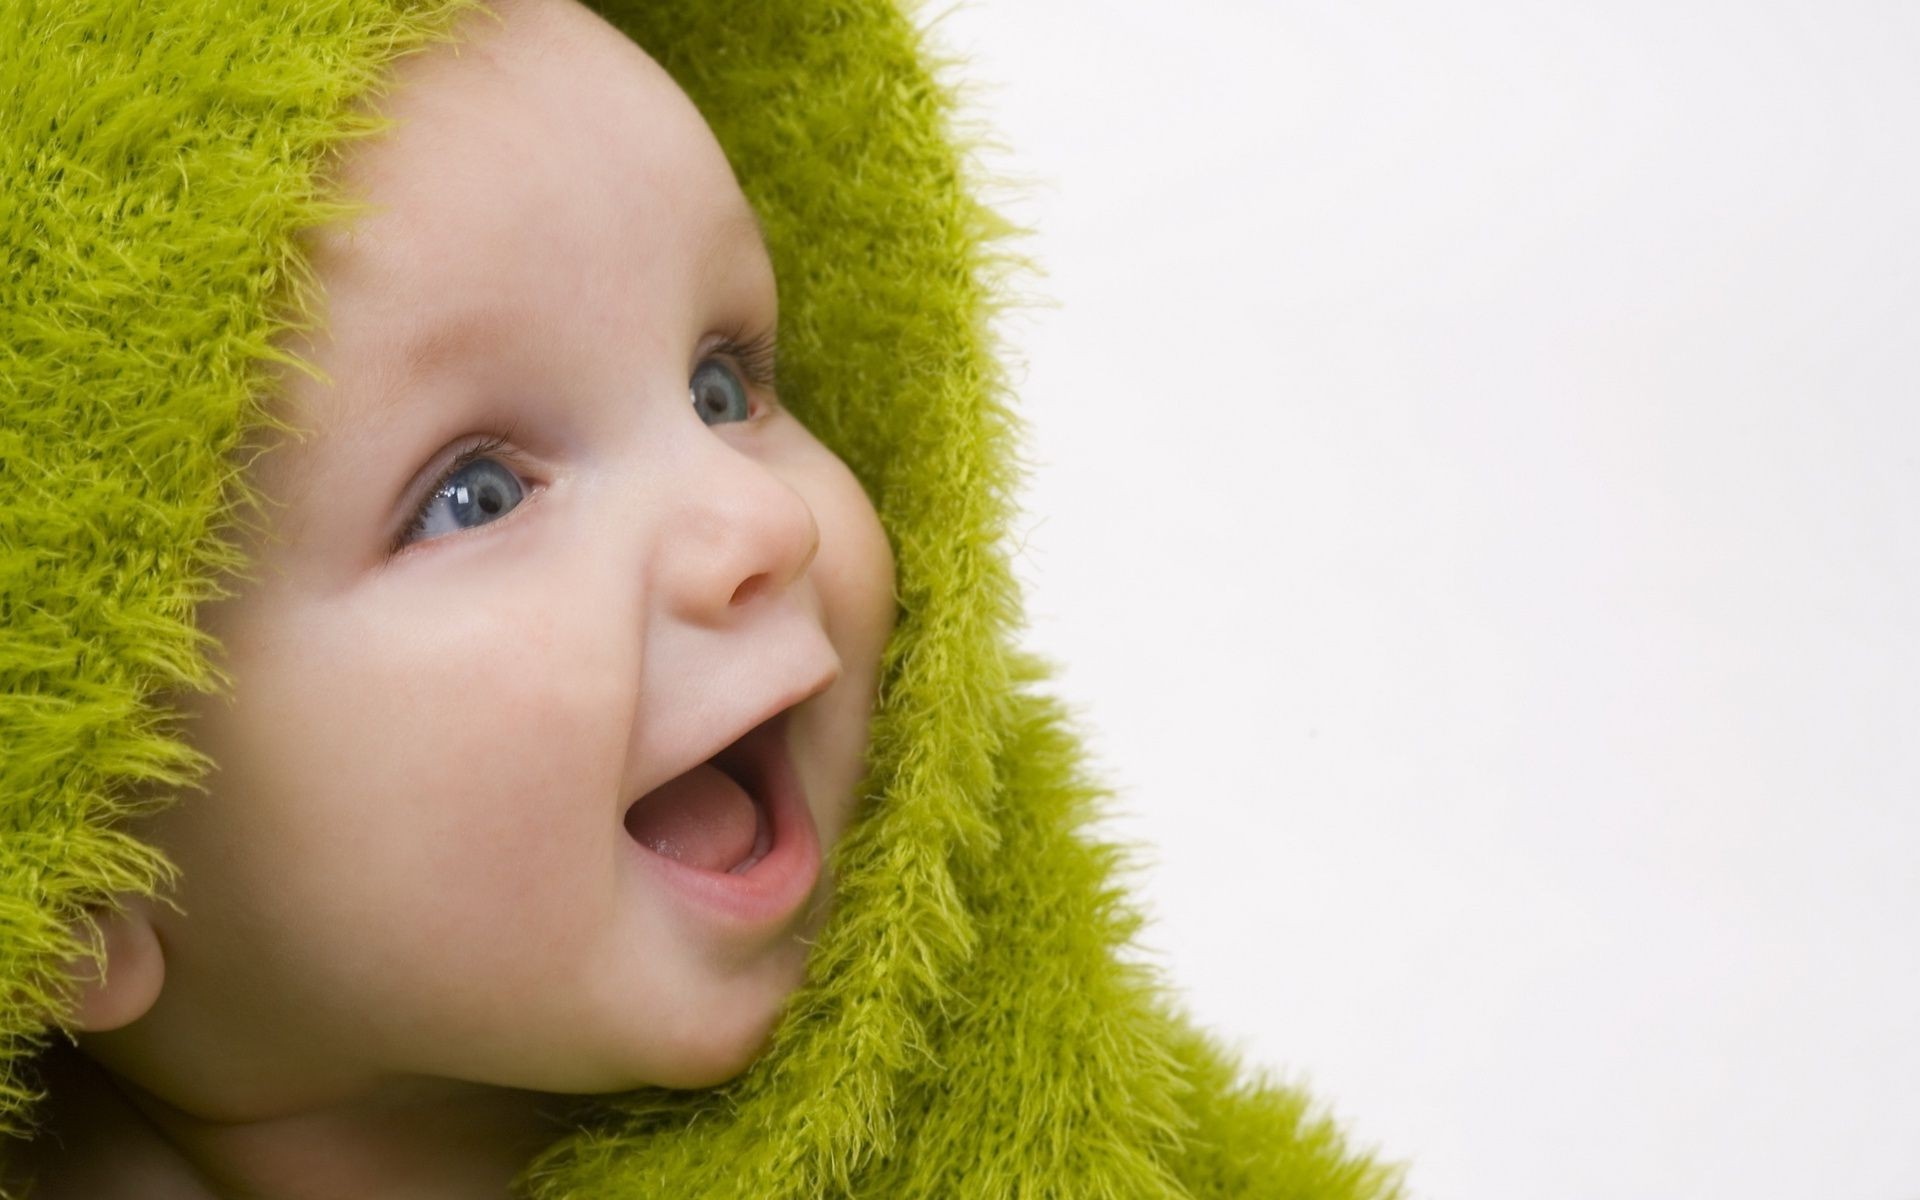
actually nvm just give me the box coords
[17,1,897,1195]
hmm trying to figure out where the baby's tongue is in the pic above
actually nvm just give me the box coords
[624,762,759,872]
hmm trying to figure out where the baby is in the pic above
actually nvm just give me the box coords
[19,0,897,1194]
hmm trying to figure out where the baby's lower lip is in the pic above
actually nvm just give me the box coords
[624,710,822,930]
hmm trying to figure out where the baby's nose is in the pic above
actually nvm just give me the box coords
[665,443,821,622]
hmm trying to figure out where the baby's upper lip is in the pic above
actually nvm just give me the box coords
[626,658,841,811]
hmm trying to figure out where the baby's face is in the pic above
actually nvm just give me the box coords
[93,0,896,1104]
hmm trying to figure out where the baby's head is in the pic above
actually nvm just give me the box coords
[45,0,896,1174]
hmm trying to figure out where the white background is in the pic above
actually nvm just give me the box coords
[915,3,1920,1199]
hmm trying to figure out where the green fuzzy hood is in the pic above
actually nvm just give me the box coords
[0,0,1410,1194]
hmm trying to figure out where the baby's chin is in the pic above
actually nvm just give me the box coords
[627,1009,790,1092]
[592,949,818,1093]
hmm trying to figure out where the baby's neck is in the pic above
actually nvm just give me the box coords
[15,1040,588,1200]
[9,1038,210,1198]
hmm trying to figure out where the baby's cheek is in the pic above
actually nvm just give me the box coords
[814,461,898,649]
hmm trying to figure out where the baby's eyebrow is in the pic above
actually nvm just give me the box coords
[371,303,517,420]
[363,201,773,421]
[714,202,773,268]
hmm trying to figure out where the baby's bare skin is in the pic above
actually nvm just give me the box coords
[26,0,898,1194]
[17,1039,585,1198]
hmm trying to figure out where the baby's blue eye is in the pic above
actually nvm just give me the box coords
[691,357,752,425]
[401,456,525,548]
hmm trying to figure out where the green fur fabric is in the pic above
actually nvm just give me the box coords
[0,1,1411,1195]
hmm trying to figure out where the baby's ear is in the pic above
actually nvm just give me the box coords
[51,898,166,1034]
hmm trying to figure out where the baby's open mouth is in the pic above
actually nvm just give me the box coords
[622,717,779,875]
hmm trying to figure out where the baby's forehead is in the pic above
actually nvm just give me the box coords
[298,0,776,378]
[320,11,741,264]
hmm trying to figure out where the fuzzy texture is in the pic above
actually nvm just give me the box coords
[0,1,1413,1195]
